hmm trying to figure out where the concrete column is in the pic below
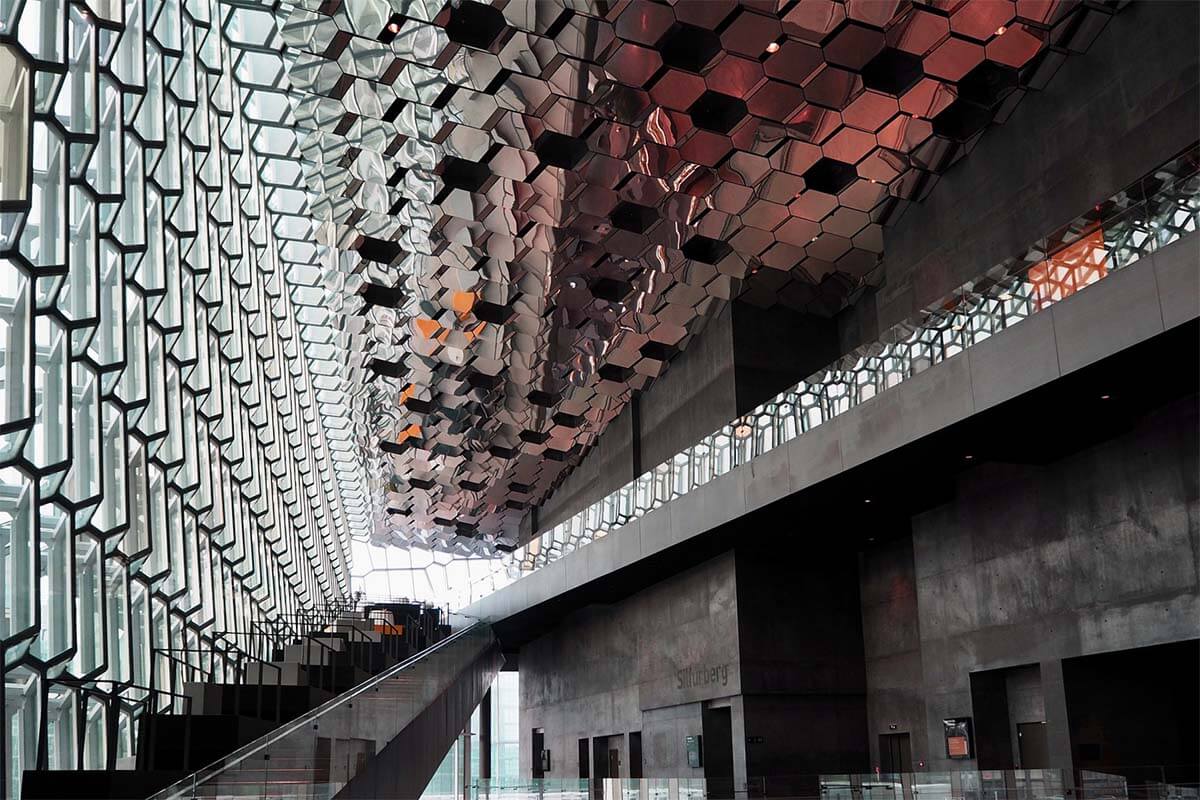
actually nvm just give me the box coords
[1039,659,1076,797]
[480,689,492,781]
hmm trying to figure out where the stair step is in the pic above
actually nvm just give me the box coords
[244,661,308,686]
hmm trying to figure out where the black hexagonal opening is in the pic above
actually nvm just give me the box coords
[639,340,679,361]
[681,234,733,265]
[803,158,858,195]
[958,61,1019,108]
[533,131,589,170]
[591,277,633,302]
[657,22,722,73]
[445,0,507,50]
[358,236,403,264]
[367,358,407,379]
[527,389,558,407]
[473,300,513,324]
[441,156,491,192]
[598,363,634,383]
[466,369,504,390]
[360,282,406,307]
[518,429,550,444]
[553,410,585,427]
[610,201,658,233]
[687,90,749,135]
[861,47,924,95]
[932,100,993,141]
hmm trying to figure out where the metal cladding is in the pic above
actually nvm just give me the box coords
[278,0,1114,553]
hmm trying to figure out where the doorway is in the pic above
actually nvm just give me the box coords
[702,706,734,799]
[1017,722,1049,769]
[879,732,912,774]
[532,728,545,779]
[629,732,643,779]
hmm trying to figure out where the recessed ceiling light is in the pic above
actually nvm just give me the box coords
[1100,394,1111,400]
[999,291,1013,301]
[863,498,872,504]
[995,25,1007,35]
[964,454,974,461]
[387,21,401,33]
[765,41,781,54]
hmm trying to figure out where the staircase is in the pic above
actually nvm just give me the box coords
[23,601,453,800]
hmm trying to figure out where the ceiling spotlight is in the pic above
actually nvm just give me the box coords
[867,537,876,543]
[964,454,974,461]
[999,291,1013,301]
[1100,394,1111,400]
[765,41,781,54]
[863,498,872,504]
[566,279,579,289]
[387,21,401,33]
[734,422,753,439]
[995,25,1007,35]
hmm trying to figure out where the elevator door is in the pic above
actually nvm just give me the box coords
[879,733,912,774]
[702,706,734,799]
[1018,722,1050,769]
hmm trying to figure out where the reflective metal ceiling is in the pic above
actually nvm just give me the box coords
[271,0,1114,553]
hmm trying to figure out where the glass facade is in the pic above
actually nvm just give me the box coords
[0,2,356,796]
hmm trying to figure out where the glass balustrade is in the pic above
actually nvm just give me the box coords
[148,621,499,800]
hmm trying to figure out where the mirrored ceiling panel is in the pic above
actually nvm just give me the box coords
[270,0,1114,554]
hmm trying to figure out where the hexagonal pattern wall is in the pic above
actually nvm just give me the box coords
[0,1,354,794]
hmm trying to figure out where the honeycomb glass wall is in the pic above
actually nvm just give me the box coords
[0,2,357,797]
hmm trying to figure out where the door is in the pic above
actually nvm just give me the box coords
[702,706,734,799]
[592,737,608,800]
[532,728,545,779]
[579,738,590,779]
[879,732,912,774]
[608,747,620,778]
[1017,722,1050,769]
[629,732,643,779]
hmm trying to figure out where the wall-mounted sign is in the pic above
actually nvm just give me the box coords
[676,662,730,690]
[685,735,703,768]
[943,717,974,759]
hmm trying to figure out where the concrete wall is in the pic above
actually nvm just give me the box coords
[518,552,742,779]
[858,396,1200,771]
[736,545,871,780]
[842,0,1200,349]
